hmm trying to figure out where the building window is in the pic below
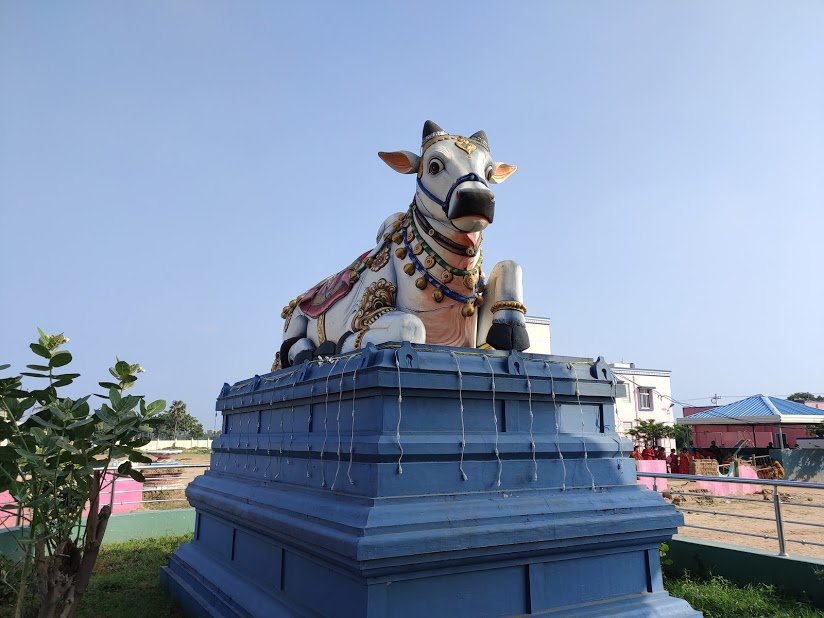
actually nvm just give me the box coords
[623,421,634,433]
[638,387,653,411]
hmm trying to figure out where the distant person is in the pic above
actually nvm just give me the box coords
[678,447,692,474]
[688,441,696,455]
[641,444,655,460]
[666,449,678,473]
[655,446,667,461]
[630,446,642,460]
[767,442,774,449]
[709,440,723,464]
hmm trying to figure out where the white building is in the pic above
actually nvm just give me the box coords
[609,363,676,449]
[524,315,551,354]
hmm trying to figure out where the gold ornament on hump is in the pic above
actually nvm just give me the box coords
[351,278,397,332]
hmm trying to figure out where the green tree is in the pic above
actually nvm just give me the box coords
[158,401,204,443]
[0,329,165,618]
[787,392,824,402]
[626,419,674,446]
[671,424,693,449]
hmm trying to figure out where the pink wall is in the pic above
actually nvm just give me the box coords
[691,423,808,448]
[0,473,142,527]
[636,459,667,492]
[697,464,760,496]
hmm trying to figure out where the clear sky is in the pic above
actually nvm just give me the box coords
[2,2,822,427]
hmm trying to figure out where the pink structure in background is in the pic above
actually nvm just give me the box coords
[635,459,667,492]
[0,473,143,527]
[696,464,760,496]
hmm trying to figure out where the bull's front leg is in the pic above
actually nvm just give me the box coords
[477,260,530,351]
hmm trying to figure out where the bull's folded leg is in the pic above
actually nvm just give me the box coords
[339,311,426,353]
[476,259,530,351]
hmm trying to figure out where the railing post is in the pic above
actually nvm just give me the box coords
[772,486,787,556]
[652,476,658,492]
[109,472,117,512]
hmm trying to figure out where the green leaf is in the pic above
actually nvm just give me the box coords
[146,400,167,416]
[26,364,51,371]
[53,373,80,381]
[30,343,51,359]
[27,415,59,430]
[117,460,132,474]
[114,360,130,377]
[49,352,72,368]
[109,387,122,408]
[20,372,49,379]
[95,405,117,425]
[127,468,146,483]
[128,452,153,464]
[0,364,10,371]
[66,418,94,430]
[98,381,120,390]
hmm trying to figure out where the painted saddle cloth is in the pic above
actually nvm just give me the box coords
[298,251,369,319]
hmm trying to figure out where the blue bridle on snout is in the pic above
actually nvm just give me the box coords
[416,173,488,218]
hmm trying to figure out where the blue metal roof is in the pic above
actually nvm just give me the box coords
[685,395,823,421]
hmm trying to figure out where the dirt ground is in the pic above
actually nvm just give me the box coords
[138,451,211,510]
[663,479,824,560]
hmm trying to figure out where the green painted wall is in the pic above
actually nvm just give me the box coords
[669,535,824,607]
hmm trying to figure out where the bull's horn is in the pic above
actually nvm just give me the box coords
[422,120,445,145]
[470,130,489,149]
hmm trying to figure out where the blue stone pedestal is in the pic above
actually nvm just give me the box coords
[163,344,699,617]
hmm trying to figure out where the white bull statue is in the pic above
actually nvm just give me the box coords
[276,120,529,369]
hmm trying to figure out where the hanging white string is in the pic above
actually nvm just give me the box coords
[546,361,566,491]
[394,350,404,475]
[346,363,359,485]
[449,351,468,481]
[274,381,288,480]
[243,414,252,470]
[263,374,282,480]
[253,411,261,473]
[483,355,502,487]
[612,376,624,469]
[523,361,538,482]
[571,363,596,490]
[306,382,315,479]
[320,358,339,488]
[286,373,299,465]
[332,354,354,490]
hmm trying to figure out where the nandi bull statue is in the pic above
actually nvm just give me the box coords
[276,121,529,369]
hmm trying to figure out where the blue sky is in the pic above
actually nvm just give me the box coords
[2,2,822,426]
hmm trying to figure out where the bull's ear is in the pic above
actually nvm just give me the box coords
[378,151,420,174]
[489,162,517,184]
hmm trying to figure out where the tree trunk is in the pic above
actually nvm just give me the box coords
[60,471,111,618]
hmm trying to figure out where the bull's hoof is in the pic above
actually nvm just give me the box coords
[486,321,530,352]
[293,349,314,365]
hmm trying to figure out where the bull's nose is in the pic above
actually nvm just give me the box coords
[451,187,495,223]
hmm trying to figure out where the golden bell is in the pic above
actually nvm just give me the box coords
[463,273,477,291]
[289,299,298,308]
[413,243,423,256]
[349,270,360,283]
[415,277,428,290]
[395,247,407,259]
[281,307,289,318]
[461,301,476,317]
[424,256,435,269]
[441,271,453,283]
[433,289,444,303]
[364,257,374,267]
[475,294,485,307]
[403,263,416,276]
[392,232,403,245]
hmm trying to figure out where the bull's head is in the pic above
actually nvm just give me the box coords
[378,121,517,233]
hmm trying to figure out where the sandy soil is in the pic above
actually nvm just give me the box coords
[663,479,824,560]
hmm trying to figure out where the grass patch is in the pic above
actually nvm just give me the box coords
[73,534,190,618]
[665,572,824,618]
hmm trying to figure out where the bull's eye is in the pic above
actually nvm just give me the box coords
[428,159,443,175]
[485,166,494,181]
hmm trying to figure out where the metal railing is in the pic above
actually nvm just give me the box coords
[0,463,210,528]
[638,471,824,557]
